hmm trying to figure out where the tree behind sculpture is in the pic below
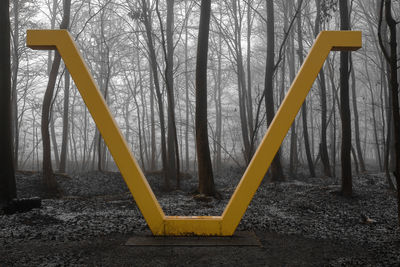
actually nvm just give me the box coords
[41,0,71,195]
[196,0,215,196]
[0,0,17,206]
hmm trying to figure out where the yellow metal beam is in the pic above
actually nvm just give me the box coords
[221,31,362,235]
[27,30,166,235]
[27,30,361,236]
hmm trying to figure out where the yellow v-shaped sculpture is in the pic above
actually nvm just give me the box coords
[27,30,361,236]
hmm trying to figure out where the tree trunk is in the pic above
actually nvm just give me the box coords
[141,0,169,189]
[149,66,157,170]
[246,0,254,160]
[298,4,315,177]
[378,0,400,225]
[59,70,70,173]
[184,0,190,172]
[339,0,353,197]
[0,0,17,205]
[41,0,70,194]
[315,0,331,177]
[165,0,180,188]
[350,56,366,173]
[50,112,60,168]
[288,0,297,177]
[11,0,20,170]
[232,0,251,164]
[265,0,284,182]
[196,0,215,196]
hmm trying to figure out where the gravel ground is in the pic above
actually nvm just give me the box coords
[1,169,400,266]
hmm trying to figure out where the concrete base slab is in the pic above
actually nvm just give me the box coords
[125,231,261,247]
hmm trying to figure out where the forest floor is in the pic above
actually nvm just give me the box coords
[1,168,400,266]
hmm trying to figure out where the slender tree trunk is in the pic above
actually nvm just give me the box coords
[196,0,215,196]
[246,0,254,158]
[265,0,284,182]
[0,0,17,205]
[369,82,383,171]
[232,0,251,164]
[350,56,366,172]
[383,57,395,189]
[315,0,331,177]
[42,51,61,190]
[184,0,190,172]
[50,112,59,168]
[59,70,70,173]
[141,0,169,189]
[164,0,180,188]
[288,0,297,177]
[339,0,352,197]
[11,0,20,170]
[297,3,315,177]
[351,145,359,174]
[137,49,150,171]
[149,66,157,170]
[216,25,223,174]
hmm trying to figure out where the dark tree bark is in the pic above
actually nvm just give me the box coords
[141,0,169,189]
[196,0,215,196]
[149,66,157,170]
[157,0,180,188]
[265,0,284,182]
[0,0,17,205]
[59,70,70,173]
[246,0,254,159]
[184,0,190,172]
[288,0,298,177]
[41,0,71,194]
[339,0,353,197]
[350,56,366,172]
[378,0,400,225]
[298,2,315,177]
[231,0,252,164]
[11,0,20,170]
[315,0,331,177]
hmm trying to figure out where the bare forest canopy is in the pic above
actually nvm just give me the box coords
[8,0,399,183]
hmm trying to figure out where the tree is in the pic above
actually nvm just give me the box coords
[0,0,17,206]
[140,0,169,189]
[156,0,181,188]
[297,0,315,177]
[196,0,215,196]
[339,0,352,197]
[265,0,284,182]
[11,0,20,170]
[59,70,70,173]
[315,0,331,177]
[350,55,366,173]
[41,0,71,194]
[378,0,400,225]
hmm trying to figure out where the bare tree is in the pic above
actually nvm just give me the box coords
[378,0,400,225]
[156,0,181,188]
[339,0,353,197]
[11,0,20,170]
[196,0,215,196]
[315,0,331,177]
[41,0,71,194]
[298,0,315,177]
[265,0,284,182]
[59,70,70,173]
[0,0,17,206]
[140,0,169,189]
